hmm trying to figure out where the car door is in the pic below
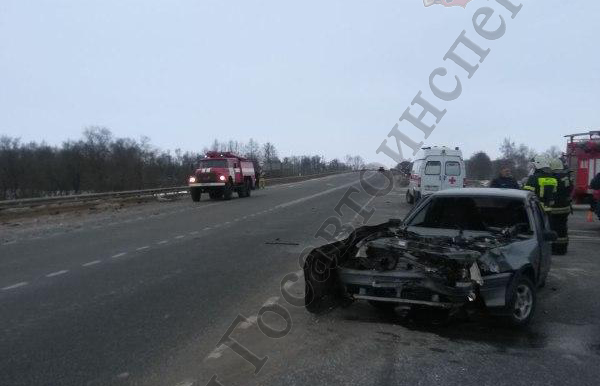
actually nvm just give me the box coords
[421,157,442,194]
[442,158,463,190]
[530,198,552,284]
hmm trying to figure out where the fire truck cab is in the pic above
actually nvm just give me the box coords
[565,130,600,204]
[188,152,256,202]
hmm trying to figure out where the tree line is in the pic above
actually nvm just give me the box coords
[0,127,358,200]
[466,138,562,181]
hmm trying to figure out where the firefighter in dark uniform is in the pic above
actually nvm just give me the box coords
[523,156,571,255]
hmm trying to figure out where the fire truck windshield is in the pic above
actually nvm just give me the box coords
[199,160,228,168]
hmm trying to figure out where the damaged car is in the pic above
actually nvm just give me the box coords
[304,188,555,326]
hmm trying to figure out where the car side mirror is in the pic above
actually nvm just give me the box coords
[542,230,557,242]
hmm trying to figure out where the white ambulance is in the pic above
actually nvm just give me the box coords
[406,146,465,204]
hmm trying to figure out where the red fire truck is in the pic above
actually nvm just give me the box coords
[188,152,256,202]
[565,130,600,204]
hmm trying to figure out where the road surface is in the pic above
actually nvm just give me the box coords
[1,172,599,386]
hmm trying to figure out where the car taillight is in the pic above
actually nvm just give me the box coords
[188,176,196,183]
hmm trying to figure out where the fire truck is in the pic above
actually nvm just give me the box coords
[188,152,256,202]
[565,130,600,204]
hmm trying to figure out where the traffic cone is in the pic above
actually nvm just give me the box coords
[587,210,594,222]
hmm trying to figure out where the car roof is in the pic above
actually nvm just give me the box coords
[431,188,532,200]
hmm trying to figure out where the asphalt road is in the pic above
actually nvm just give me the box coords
[1,173,599,386]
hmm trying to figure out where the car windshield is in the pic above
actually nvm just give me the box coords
[407,196,531,232]
[199,160,228,168]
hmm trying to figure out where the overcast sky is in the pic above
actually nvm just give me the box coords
[1,0,599,166]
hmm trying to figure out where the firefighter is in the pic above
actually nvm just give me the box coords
[523,156,570,255]
[259,170,266,189]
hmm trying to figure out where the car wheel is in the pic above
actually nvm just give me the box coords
[190,188,201,202]
[223,183,233,200]
[501,274,536,327]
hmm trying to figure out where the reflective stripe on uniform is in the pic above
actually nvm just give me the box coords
[555,237,569,244]
[523,186,535,192]
[537,177,557,198]
[548,206,571,214]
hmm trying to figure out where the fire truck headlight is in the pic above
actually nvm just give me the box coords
[219,175,226,181]
[188,176,196,183]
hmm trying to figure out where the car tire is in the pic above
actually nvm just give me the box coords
[552,243,568,255]
[223,183,233,200]
[190,188,201,202]
[406,190,414,205]
[501,273,536,327]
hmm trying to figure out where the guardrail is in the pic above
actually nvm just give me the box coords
[0,170,351,210]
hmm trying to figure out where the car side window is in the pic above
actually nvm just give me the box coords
[425,161,441,175]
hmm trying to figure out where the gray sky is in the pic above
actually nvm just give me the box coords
[1,0,599,166]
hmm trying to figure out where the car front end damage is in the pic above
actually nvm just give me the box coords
[304,220,529,315]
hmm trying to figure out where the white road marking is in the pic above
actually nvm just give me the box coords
[46,270,68,277]
[263,296,279,307]
[274,180,357,210]
[175,235,185,239]
[136,246,150,251]
[224,221,231,225]
[2,281,28,291]
[206,344,228,360]
[111,252,127,258]
[189,231,199,235]
[174,379,196,386]
[238,315,258,329]
[157,240,168,244]
[203,227,212,230]
[82,260,101,267]
[570,230,598,234]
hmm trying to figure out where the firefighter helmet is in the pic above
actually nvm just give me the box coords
[549,158,564,171]
[531,155,551,171]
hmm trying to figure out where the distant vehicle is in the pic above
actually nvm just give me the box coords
[304,188,555,327]
[565,130,600,204]
[406,146,465,204]
[188,152,255,201]
[378,166,385,173]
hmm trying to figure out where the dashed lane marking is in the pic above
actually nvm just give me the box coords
[157,240,168,244]
[174,235,185,239]
[46,270,68,278]
[136,246,150,251]
[111,252,127,258]
[82,260,101,267]
[2,282,28,291]
[174,380,196,386]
